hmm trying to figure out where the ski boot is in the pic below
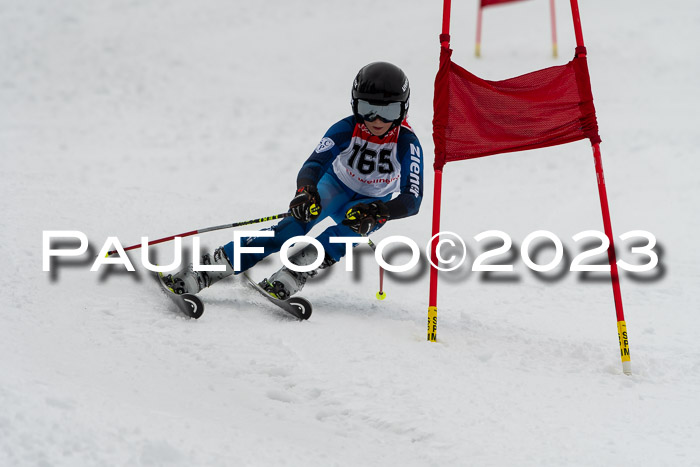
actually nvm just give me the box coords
[162,247,234,295]
[259,243,335,299]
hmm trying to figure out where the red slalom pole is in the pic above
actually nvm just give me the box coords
[570,0,631,374]
[592,144,625,323]
[569,0,585,47]
[475,4,483,57]
[442,0,452,47]
[550,0,558,57]
[427,0,451,342]
[428,0,452,342]
[427,169,444,342]
[592,143,631,374]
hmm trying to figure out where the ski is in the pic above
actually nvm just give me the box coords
[242,273,312,320]
[155,272,204,319]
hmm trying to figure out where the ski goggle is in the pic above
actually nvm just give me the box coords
[356,99,403,123]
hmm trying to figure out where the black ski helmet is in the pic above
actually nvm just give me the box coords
[351,62,410,127]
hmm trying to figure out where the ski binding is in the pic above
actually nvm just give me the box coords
[156,272,204,319]
[243,273,312,320]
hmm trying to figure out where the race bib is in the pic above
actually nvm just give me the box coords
[332,124,401,197]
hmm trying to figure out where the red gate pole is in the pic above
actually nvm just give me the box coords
[475,2,483,57]
[570,0,631,374]
[428,0,452,342]
[550,0,558,57]
[592,143,631,375]
[428,168,444,342]
[442,0,451,49]
[569,0,585,48]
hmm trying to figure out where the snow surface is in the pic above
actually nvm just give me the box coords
[2,0,700,465]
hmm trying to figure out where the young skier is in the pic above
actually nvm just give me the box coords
[163,61,423,300]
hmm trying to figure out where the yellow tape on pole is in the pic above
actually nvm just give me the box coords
[427,306,438,342]
[617,320,632,375]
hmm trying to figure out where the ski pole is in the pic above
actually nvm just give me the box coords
[367,238,386,300]
[107,212,291,256]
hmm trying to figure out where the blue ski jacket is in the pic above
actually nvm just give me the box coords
[296,116,423,220]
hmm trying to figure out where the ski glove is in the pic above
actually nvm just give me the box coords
[342,201,390,235]
[290,185,322,223]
